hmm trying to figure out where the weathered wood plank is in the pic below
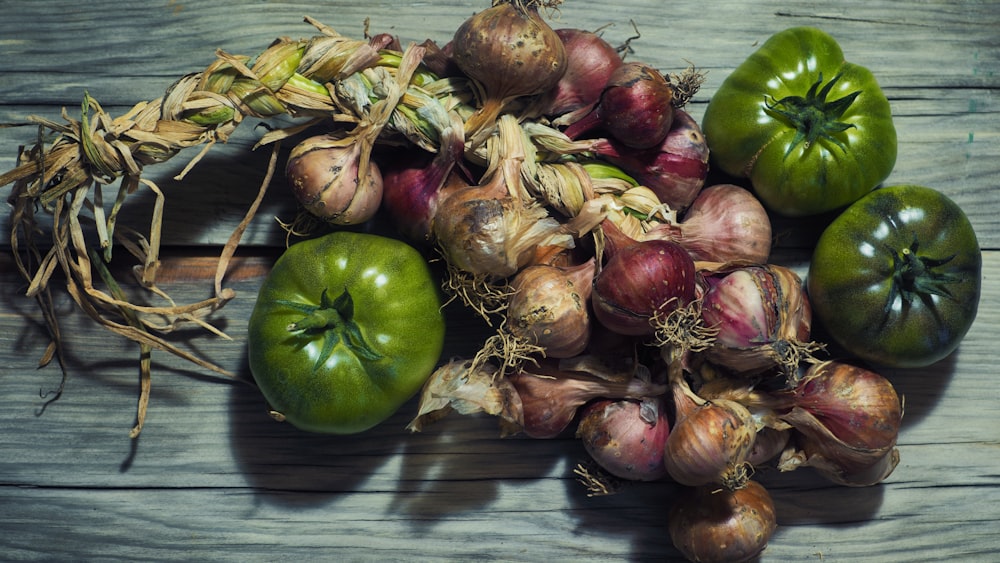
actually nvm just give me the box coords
[1,1,999,561]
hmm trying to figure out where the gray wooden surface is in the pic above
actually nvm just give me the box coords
[1,1,998,561]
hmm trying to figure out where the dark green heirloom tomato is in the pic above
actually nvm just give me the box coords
[247,231,445,434]
[702,27,897,216]
[807,185,981,368]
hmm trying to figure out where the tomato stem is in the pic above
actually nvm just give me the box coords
[283,288,384,367]
[885,239,961,320]
[765,73,861,156]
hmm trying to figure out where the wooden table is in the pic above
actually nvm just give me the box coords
[1,1,997,560]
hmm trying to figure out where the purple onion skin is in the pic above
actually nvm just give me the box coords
[592,239,697,336]
[541,28,623,118]
[593,110,709,211]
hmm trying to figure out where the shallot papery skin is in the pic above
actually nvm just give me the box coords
[663,397,757,489]
[647,183,772,263]
[576,397,670,481]
[592,239,697,336]
[668,480,777,563]
[507,259,596,358]
[591,110,709,211]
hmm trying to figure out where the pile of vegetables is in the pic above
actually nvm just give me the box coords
[1,1,983,561]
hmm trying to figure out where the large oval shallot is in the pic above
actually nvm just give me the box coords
[701,263,820,377]
[576,396,670,481]
[285,135,383,225]
[647,184,772,263]
[452,0,567,146]
[776,360,903,486]
[505,258,597,358]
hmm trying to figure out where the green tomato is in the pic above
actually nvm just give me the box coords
[807,185,981,368]
[247,231,445,434]
[702,27,897,217]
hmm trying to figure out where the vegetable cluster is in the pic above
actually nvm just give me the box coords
[1,3,982,562]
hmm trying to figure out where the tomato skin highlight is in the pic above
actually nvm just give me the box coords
[702,26,897,217]
[247,231,446,434]
[807,185,981,368]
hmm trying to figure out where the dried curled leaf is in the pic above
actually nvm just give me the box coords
[406,359,523,436]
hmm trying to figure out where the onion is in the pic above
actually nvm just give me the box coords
[285,134,382,225]
[563,61,674,150]
[776,360,903,486]
[668,480,778,563]
[592,238,697,336]
[452,0,567,146]
[380,120,467,242]
[663,382,757,490]
[590,110,709,211]
[541,28,623,124]
[576,396,670,482]
[432,115,574,278]
[646,184,772,263]
[701,263,820,377]
[505,258,596,358]
[508,359,666,439]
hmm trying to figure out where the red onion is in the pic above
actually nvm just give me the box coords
[592,238,697,336]
[380,122,466,242]
[563,61,674,150]
[452,0,567,146]
[285,134,382,225]
[668,480,777,563]
[701,264,819,376]
[541,28,623,124]
[590,110,709,211]
[775,360,903,486]
[646,184,772,263]
[576,396,670,482]
[508,359,666,439]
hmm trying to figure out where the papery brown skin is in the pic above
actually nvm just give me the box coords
[577,397,670,481]
[592,239,697,336]
[648,184,772,263]
[286,135,383,225]
[788,360,902,451]
[507,259,596,358]
[668,480,777,563]
[590,110,709,210]
[663,396,757,489]
[508,362,667,439]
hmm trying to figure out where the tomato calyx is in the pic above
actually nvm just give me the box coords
[280,288,384,369]
[765,72,861,156]
[884,238,962,322]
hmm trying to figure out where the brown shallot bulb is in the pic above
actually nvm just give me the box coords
[506,258,596,358]
[776,360,903,486]
[452,0,567,146]
[663,391,758,490]
[285,135,383,225]
[576,396,671,482]
[668,480,777,563]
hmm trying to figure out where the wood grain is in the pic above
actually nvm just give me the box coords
[1,1,998,561]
